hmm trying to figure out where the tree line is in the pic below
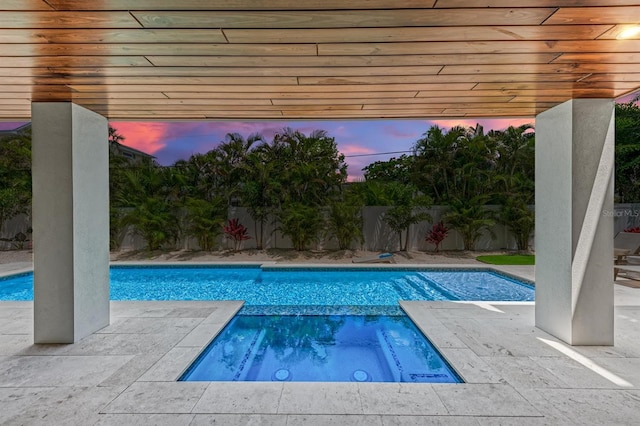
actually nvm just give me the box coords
[1,99,639,252]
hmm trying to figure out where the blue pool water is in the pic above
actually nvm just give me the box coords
[180,314,461,383]
[0,266,534,306]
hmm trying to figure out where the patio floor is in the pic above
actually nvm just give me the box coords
[1,263,639,425]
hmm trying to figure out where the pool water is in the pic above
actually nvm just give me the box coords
[180,314,461,383]
[0,266,534,306]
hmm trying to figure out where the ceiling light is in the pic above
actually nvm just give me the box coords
[617,26,640,39]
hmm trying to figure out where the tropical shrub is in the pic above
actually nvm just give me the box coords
[444,196,496,251]
[0,131,32,233]
[615,98,640,202]
[380,183,432,251]
[238,150,277,250]
[276,202,323,251]
[109,207,127,251]
[327,201,364,250]
[124,197,178,251]
[426,221,449,252]
[499,198,534,252]
[186,197,225,251]
[223,218,251,252]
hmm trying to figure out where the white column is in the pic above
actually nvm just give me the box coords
[32,102,110,343]
[535,99,614,345]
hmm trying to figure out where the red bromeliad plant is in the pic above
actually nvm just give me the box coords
[223,218,251,251]
[425,221,449,252]
[625,227,640,233]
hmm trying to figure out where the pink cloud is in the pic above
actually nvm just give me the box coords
[339,144,376,156]
[110,121,169,155]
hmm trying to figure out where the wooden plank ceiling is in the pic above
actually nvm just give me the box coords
[1,1,640,120]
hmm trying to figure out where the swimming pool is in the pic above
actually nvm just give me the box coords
[1,265,532,384]
[0,265,534,308]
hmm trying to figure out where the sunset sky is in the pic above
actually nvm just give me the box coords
[2,92,637,181]
[109,117,533,181]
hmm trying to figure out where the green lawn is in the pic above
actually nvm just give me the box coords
[476,254,535,265]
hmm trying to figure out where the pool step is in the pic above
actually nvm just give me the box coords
[377,327,458,383]
[390,279,414,301]
[376,328,403,382]
[410,273,461,301]
[233,329,266,381]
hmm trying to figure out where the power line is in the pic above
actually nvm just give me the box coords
[344,150,413,158]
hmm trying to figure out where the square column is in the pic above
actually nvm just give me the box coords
[32,103,110,343]
[535,99,614,345]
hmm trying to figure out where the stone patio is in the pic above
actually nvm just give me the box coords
[1,263,639,425]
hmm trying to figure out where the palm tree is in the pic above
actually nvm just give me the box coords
[238,148,278,250]
[267,128,348,250]
[215,132,264,206]
[412,125,466,202]
[499,197,534,252]
[444,196,496,251]
[117,160,180,251]
[185,197,225,251]
[273,127,347,206]
[491,124,535,201]
[276,202,323,251]
[327,199,364,250]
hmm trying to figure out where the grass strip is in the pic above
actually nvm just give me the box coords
[476,254,535,265]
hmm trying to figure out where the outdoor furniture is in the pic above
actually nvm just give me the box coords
[352,253,395,264]
[614,232,640,253]
[614,232,640,279]
[614,264,640,281]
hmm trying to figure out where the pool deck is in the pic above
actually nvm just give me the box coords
[1,263,640,425]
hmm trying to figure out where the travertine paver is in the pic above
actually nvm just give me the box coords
[194,382,284,414]
[137,347,202,381]
[0,264,639,425]
[94,414,196,426]
[191,414,288,425]
[0,387,52,424]
[480,355,568,388]
[0,355,133,387]
[432,383,542,417]
[358,383,447,415]
[7,386,125,426]
[381,417,479,426]
[437,348,503,384]
[530,388,640,426]
[277,382,363,415]
[96,317,203,335]
[103,382,209,414]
